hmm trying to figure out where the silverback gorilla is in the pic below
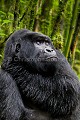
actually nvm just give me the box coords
[0,29,80,120]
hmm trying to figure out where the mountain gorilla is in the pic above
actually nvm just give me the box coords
[0,29,80,120]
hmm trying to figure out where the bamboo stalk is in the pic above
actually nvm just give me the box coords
[64,0,79,58]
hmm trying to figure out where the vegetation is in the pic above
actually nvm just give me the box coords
[0,0,80,78]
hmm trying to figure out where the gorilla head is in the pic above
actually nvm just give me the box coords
[1,29,80,119]
[2,29,73,75]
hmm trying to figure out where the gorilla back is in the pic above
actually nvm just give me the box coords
[0,29,80,120]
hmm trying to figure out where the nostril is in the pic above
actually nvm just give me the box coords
[46,49,53,52]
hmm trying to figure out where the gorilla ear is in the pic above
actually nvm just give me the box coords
[15,43,21,53]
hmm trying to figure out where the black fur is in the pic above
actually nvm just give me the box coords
[0,29,80,120]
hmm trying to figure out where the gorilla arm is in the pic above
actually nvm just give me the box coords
[0,69,36,120]
[0,69,28,119]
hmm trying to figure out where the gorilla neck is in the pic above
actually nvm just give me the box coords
[3,61,60,77]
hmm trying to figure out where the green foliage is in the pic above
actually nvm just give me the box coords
[52,33,63,50]
[64,0,79,58]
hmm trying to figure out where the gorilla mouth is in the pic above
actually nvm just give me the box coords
[45,56,58,61]
[38,56,58,62]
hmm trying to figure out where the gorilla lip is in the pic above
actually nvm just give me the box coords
[45,56,58,61]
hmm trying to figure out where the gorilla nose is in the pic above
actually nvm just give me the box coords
[46,49,53,52]
[44,48,57,56]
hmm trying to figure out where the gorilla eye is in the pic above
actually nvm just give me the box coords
[45,42,49,46]
[36,41,42,45]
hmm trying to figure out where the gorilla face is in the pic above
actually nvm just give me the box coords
[25,35,58,74]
